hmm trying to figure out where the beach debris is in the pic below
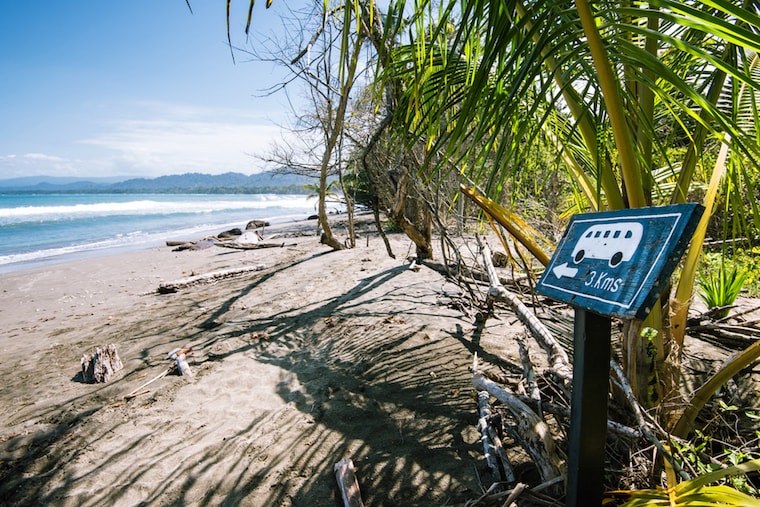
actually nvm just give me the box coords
[236,230,265,244]
[334,458,364,507]
[166,347,193,360]
[166,221,267,250]
[80,343,123,383]
[217,227,242,239]
[472,358,563,493]
[171,238,218,251]
[476,390,515,484]
[246,219,269,229]
[477,236,572,381]
[167,346,195,378]
[157,264,267,294]
[125,347,195,399]
[214,241,286,250]
[175,354,193,378]
[125,368,172,400]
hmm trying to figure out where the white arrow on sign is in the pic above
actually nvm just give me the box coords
[552,262,578,279]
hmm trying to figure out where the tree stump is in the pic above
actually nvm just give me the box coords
[81,344,123,383]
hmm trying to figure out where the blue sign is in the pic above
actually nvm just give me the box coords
[536,204,704,319]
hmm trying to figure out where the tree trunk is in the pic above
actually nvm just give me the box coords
[318,164,344,250]
[358,1,434,260]
[339,170,356,249]
[620,294,685,430]
[317,8,367,252]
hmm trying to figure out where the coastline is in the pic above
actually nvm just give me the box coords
[0,214,525,505]
[0,192,318,275]
[0,217,302,276]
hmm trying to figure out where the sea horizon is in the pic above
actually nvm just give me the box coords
[0,193,319,274]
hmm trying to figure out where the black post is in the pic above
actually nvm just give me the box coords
[565,308,611,507]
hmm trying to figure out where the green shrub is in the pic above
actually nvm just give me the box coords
[698,259,750,318]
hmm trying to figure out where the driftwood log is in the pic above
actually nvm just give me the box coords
[157,264,266,294]
[214,242,287,250]
[516,334,543,420]
[81,344,123,383]
[334,458,364,507]
[170,238,219,251]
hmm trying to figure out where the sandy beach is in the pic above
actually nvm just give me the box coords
[0,216,530,506]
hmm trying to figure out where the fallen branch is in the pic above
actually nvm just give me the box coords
[477,391,516,483]
[125,367,172,399]
[609,360,690,481]
[472,355,562,488]
[214,242,287,250]
[516,334,543,420]
[124,389,151,400]
[157,264,266,294]
[506,391,642,439]
[477,236,572,381]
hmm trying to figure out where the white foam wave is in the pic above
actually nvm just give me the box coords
[0,220,245,271]
[0,195,310,225]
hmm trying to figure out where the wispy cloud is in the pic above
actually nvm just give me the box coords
[0,153,86,178]
[83,118,282,175]
[82,102,286,176]
[0,102,289,178]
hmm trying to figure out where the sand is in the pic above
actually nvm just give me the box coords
[0,217,527,506]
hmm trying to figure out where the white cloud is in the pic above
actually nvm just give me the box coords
[83,117,283,176]
[21,153,67,162]
[0,102,292,179]
[0,153,87,178]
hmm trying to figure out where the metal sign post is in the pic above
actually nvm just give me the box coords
[535,203,703,506]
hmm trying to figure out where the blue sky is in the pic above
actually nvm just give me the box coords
[0,1,298,179]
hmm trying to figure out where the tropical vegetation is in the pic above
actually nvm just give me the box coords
[218,0,760,502]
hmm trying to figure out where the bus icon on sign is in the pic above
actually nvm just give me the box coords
[571,222,643,267]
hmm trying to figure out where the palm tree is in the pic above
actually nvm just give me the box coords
[386,0,760,432]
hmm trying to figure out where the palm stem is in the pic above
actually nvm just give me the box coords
[575,0,646,209]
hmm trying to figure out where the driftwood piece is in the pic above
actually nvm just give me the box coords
[334,458,364,507]
[214,242,286,250]
[507,391,642,439]
[125,368,172,399]
[472,355,562,487]
[463,481,565,507]
[124,347,194,399]
[477,391,516,483]
[157,264,266,294]
[81,344,123,383]
[477,237,572,381]
[246,219,270,229]
[516,334,543,420]
[171,238,218,251]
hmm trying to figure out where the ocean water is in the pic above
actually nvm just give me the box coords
[0,193,316,273]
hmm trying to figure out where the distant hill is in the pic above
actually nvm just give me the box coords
[0,171,315,194]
